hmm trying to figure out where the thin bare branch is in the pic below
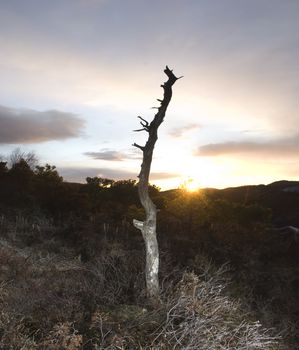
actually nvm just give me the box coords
[137,116,149,127]
[133,128,148,132]
[132,143,145,151]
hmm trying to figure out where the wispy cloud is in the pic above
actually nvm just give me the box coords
[150,172,180,180]
[84,149,127,161]
[169,123,200,138]
[0,105,85,144]
[196,135,299,157]
[59,166,179,183]
[84,148,140,161]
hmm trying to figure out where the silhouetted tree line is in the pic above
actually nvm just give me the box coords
[0,155,162,224]
[0,159,64,214]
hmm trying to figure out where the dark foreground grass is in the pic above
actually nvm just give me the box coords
[0,213,291,349]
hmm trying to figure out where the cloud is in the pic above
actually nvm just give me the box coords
[196,135,299,157]
[0,105,85,144]
[150,172,180,180]
[59,166,180,183]
[84,149,137,161]
[169,123,200,138]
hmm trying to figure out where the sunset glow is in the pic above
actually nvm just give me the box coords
[180,178,201,192]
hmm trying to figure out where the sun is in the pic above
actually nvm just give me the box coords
[180,177,201,192]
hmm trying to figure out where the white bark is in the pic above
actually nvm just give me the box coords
[133,66,181,303]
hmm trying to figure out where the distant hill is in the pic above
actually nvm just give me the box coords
[201,180,299,227]
[161,180,299,227]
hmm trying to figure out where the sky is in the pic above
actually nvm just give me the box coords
[0,0,299,190]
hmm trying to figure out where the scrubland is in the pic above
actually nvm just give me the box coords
[0,158,298,349]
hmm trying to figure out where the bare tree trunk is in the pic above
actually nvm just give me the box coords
[133,66,181,303]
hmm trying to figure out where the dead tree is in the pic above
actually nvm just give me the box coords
[133,66,181,302]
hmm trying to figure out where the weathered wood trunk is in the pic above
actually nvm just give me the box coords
[133,66,181,303]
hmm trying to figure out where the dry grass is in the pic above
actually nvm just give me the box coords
[85,259,284,349]
[152,270,280,350]
[0,214,291,349]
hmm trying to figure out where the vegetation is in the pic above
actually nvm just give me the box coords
[0,153,298,349]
